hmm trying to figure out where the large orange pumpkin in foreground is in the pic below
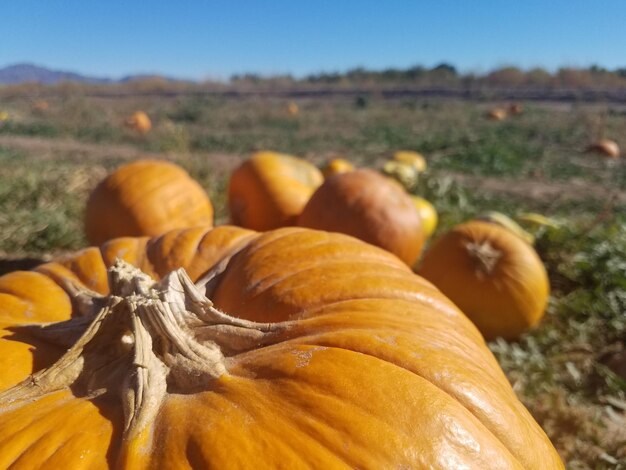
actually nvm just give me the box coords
[85,159,214,245]
[0,226,562,468]
[299,169,425,266]
[228,151,323,231]
[419,220,550,340]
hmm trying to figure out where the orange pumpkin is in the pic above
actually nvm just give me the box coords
[321,158,355,178]
[586,138,620,159]
[228,151,323,231]
[0,225,562,468]
[486,107,508,121]
[85,159,214,245]
[32,100,50,113]
[286,101,299,116]
[125,110,152,134]
[419,220,550,340]
[299,169,424,266]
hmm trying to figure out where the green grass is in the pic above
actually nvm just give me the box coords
[0,121,60,138]
[491,219,626,468]
[0,147,87,253]
[2,96,624,187]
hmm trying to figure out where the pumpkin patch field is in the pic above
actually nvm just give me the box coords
[0,90,624,468]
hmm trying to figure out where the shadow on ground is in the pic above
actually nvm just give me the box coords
[0,257,47,276]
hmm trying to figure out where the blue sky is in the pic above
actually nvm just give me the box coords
[2,1,624,80]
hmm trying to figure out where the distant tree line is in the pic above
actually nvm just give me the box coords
[4,63,625,99]
[231,63,626,89]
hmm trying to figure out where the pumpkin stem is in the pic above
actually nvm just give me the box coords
[465,241,503,277]
[0,259,288,445]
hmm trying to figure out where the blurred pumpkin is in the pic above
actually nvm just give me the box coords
[508,103,524,115]
[382,151,427,191]
[393,150,427,172]
[476,211,535,245]
[228,151,323,231]
[486,107,508,121]
[85,159,213,245]
[299,169,424,266]
[125,110,152,134]
[419,220,550,340]
[411,196,438,239]
[0,111,9,122]
[586,138,620,159]
[0,225,562,468]
[286,101,299,116]
[322,158,355,178]
[382,161,419,191]
[517,212,560,230]
[32,100,49,112]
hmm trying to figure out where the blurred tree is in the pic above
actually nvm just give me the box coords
[431,63,457,75]
[486,67,526,87]
[525,68,552,87]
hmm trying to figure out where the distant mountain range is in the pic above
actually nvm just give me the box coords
[0,63,182,85]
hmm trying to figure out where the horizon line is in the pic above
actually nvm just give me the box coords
[2,60,626,84]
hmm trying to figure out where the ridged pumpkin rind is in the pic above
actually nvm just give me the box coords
[419,220,550,340]
[228,151,324,231]
[0,226,561,469]
[84,159,214,245]
[299,169,425,266]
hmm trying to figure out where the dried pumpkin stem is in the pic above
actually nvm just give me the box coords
[0,259,289,444]
[465,241,503,277]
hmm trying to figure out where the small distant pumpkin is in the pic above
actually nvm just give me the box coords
[586,138,620,159]
[287,101,299,116]
[419,220,550,340]
[228,151,323,231]
[382,151,427,192]
[299,169,424,266]
[509,103,523,115]
[322,158,355,178]
[32,100,49,112]
[486,108,507,121]
[411,196,438,239]
[85,159,213,245]
[125,110,152,134]
[393,150,427,172]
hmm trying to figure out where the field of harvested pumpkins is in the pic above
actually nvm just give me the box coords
[0,92,624,468]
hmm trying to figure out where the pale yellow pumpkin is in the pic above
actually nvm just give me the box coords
[411,196,438,239]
